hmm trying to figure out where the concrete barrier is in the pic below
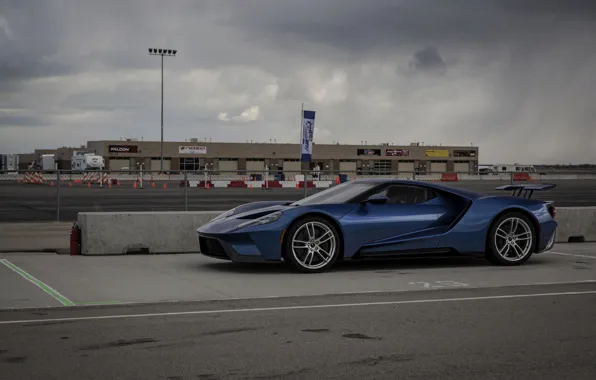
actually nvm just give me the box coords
[77,207,596,255]
[554,207,596,243]
[78,211,224,255]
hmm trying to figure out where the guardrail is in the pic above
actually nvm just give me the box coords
[3,169,596,182]
[76,209,596,255]
[2,169,596,223]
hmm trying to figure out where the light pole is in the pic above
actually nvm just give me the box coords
[149,48,177,172]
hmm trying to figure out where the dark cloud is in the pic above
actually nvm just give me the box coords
[410,47,446,72]
[1,0,595,163]
[0,58,73,82]
[223,0,596,56]
[0,113,46,127]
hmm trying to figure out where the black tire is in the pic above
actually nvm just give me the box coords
[486,211,536,266]
[282,216,341,273]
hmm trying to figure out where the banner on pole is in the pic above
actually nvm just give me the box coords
[301,110,315,162]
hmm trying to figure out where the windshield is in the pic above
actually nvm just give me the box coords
[291,181,378,206]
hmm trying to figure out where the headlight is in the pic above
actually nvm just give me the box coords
[212,208,236,222]
[234,211,283,230]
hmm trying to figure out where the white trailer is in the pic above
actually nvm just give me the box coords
[41,154,56,171]
[491,164,536,173]
[71,153,105,171]
[0,154,19,173]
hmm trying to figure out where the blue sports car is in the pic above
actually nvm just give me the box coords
[197,179,557,273]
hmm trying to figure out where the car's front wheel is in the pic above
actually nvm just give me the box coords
[283,216,341,273]
[486,211,536,266]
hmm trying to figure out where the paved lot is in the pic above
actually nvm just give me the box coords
[1,179,596,222]
[0,222,72,253]
[0,243,594,309]
[1,244,595,379]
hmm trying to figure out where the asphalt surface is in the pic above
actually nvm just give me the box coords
[1,283,595,379]
[1,179,596,222]
[1,244,595,379]
[1,243,595,308]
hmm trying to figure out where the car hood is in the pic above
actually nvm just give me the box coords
[231,204,291,220]
[198,203,292,234]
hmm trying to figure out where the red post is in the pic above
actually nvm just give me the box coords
[69,222,81,255]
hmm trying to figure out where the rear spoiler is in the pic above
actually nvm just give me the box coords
[494,183,556,199]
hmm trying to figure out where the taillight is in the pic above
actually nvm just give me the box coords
[547,204,556,219]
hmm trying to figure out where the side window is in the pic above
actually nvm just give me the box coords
[378,185,436,205]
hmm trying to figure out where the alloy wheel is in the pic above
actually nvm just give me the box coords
[494,217,533,262]
[290,221,337,270]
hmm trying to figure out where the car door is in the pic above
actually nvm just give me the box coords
[341,184,448,248]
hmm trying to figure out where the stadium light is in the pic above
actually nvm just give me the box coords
[148,47,178,172]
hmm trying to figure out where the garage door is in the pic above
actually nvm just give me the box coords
[339,161,357,172]
[397,161,415,173]
[150,159,171,171]
[454,162,470,173]
[109,159,130,170]
[218,160,238,172]
[246,160,265,172]
[430,161,447,173]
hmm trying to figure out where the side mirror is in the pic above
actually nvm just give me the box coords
[363,193,389,205]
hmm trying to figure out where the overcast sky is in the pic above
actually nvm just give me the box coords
[1,0,595,164]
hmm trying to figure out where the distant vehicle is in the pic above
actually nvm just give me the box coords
[0,154,19,173]
[41,154,56,172]
[71,153,105,171]
[477,165,493,175]
[490,164,536,173]
[197,179,557,273]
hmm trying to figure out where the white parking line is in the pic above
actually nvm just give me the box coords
[549,251,596,260]
[1,289,595,325]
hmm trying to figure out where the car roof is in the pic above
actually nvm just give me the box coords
[350,178,484,200]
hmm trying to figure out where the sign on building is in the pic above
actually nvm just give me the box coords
[425,149,449,157]
[357,148,381,156]
[385,149,410,156]
[109,145,138,153]
[453,150,476,157]
[179,146,207,154]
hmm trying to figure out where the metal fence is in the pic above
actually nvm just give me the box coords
[1,169,596,223]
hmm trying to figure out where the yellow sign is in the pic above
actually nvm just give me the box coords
[425,149,449,157]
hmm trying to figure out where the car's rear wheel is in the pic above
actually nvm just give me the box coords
[486,211,536,266]
[283,216,340,273]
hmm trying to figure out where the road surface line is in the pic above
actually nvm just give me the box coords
[549,251,596,260]
[0,259,75,307]
[1,289,595,325]
[75,301,124,306]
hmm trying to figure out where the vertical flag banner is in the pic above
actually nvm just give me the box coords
[301,109,316,162]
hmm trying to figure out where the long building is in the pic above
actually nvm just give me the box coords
[85,139,479,174]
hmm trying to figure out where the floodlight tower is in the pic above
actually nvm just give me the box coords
[148,48,177,172]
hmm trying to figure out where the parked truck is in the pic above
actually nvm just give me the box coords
[41,154,57,171]
[0,154,20,173]
[71,152,105,171]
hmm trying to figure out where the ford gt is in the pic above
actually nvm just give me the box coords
[196,179,557,273]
